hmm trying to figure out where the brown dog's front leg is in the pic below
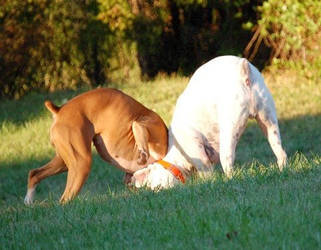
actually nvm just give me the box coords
[132,120,150,165]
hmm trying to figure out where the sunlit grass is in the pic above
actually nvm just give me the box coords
[264,71,321,119]
[0,70,320,249]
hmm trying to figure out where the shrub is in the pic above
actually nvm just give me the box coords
[245,0,321,78]
[0,0,109,99]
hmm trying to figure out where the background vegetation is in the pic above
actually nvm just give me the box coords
[1,0,320,98]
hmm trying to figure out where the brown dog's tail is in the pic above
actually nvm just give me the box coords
[44,100,60,115]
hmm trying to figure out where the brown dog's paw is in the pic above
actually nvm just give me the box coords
[137,149,149,165]
[123,173,133,186]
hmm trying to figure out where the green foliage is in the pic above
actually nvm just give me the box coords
[97,0,134,32]
[246,0,321,77]
[1,0,320,98]
[0,0,109,99]
[98,0,261,77]
[259,0,321,59]
[99,0,173,77]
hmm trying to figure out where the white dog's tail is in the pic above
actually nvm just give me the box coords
[240,58,252,87]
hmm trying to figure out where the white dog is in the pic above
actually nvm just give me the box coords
[131,56,287,189]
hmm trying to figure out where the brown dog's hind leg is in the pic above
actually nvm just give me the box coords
[132,120,150,165]
[24,155,67,205]
[59,156,92,204]
[56,128,93,204]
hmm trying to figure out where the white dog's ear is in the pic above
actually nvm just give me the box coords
[240,58,251,87]
[132,168,151,187]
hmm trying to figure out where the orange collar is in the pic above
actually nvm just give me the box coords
[157,160,185,184]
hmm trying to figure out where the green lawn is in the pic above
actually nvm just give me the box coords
[0,73,320,249]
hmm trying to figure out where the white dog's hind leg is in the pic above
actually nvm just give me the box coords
[219,125,239,178]
[256,110,287,171]
[249,60,287,170]
[219,109,249,178]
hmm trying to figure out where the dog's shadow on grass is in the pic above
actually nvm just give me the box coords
[0,151,127,206]
[0,88,88,125]
[236,113,321,166]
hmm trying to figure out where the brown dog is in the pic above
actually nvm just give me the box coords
[24,88,168,204]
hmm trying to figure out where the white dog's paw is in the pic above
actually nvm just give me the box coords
[197,169,213,180]
[277,151,288,171]
[226,170,234,179]
[222,167,234,179]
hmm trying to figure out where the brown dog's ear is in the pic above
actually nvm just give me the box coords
[132,168,151,187]
[137,149,149,165]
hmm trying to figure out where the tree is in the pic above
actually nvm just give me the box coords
[0,0,109,99]
[99,0,262,77]
[245,0,321,65]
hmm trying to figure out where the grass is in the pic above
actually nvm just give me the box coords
[0,72,320,249]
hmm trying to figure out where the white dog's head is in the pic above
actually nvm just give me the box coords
[130,162,184,190]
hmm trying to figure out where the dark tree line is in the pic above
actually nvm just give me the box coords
[1,0,319,99]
